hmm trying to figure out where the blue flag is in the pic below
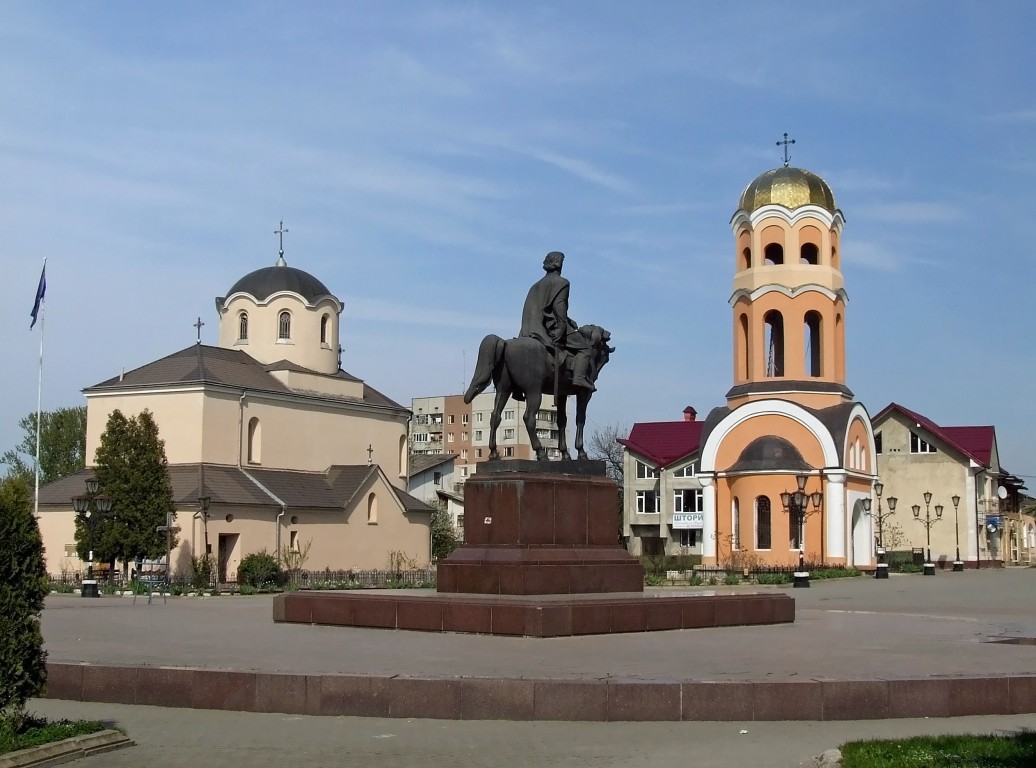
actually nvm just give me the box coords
[30,264,46,330]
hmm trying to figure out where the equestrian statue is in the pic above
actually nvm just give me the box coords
[463,251,615,461]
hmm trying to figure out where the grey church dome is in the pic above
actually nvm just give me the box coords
[225,262,333,304]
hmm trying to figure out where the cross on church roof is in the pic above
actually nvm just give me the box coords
[274,220,289,265]
[777,132,796,167]
[194,316,205,344]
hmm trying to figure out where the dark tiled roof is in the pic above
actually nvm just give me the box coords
[84,344,406,410]
[725,380,854,400]
[728,436,812,473]
[37,463,430,513]
[408,453,458,478]
[873,403,993,468]
[224,264,333,304]
[86,345,292,393]
[618,421,703,469]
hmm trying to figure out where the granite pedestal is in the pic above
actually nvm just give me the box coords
[274,460,794,636]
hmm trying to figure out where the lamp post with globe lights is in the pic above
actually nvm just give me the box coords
[912,490,942,576]
[72,478,114,598]
[951,494,964,571]
[780,473,823,588]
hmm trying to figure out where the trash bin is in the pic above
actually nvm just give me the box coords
[911,547,925,566]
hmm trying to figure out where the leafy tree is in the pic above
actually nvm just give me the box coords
[0,475,48,725]
[429,500,459,560]
[82,410,176,576]
[1,406,86,486]
[238,550,283,588]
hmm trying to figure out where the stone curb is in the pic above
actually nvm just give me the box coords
[0,729,133,768]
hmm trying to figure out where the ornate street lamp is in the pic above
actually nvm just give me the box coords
[951,494,963,571]
[913,490,943,576]
[72,479,114,598]
[781,473,822,588]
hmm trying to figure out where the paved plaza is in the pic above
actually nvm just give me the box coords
[33,568,1036,766]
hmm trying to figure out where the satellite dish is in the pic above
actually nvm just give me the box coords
[997,485,1008,500]
[986,521,999,533]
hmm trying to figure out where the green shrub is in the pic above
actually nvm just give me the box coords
[238,585,258,596]
[722,573,741,585]
[189,555,214,589]
[811,567,861,580]
[237,550,284,588]
[756,572,791,585]
[644,573,665,586]
[48,581,75,594]
[640,554,702,575]
[0,476,48,724]
[897,562,922,574]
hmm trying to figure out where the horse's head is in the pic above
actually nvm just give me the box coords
[580,324,615,375]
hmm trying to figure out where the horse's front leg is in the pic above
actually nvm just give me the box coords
[574,392,590,461]
[555,393,569,460]
[524,391,546,461]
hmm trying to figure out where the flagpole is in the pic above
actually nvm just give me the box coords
[33,258,46,519]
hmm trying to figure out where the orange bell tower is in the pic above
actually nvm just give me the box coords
[727,154,849,411]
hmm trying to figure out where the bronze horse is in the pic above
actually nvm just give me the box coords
[463,325,614,461]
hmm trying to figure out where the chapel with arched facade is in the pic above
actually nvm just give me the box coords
[698,163,879,568]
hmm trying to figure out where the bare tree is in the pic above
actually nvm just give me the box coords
[586,422,628,485]
[587,422,628,540]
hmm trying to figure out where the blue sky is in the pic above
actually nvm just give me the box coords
[3,1,1035,483]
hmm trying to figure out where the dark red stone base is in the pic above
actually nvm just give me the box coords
[273,590,794,637]
[45,661,1036,720]
[437,547,643,595]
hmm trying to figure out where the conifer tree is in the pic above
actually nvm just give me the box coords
[83,410,176,575]
[0,475,48,723]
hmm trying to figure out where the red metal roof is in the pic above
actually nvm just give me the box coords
[873,403,994,468]
[618,421,703,469]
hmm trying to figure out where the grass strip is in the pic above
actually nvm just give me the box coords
[841,731,1036,768]
[0,715,105,755]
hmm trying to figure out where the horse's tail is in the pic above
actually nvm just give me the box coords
[463,334,505,404]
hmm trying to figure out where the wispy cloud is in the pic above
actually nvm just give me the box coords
[853,202,962,224]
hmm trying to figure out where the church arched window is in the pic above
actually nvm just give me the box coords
[320,314,330,345]
[367,492,378,524]
[800,242,819,265]
[755,496,771,550]
[764,243,784,266]
[763,310,785,377]
[238,311,248,342]
[738,313,750,380]
[278,311,291,341]
[732,497,741,551]
[247,417,261,464]
[804,311,822,377]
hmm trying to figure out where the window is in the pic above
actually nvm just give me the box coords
[278,311,291,340]
[461,466,469,477]
[636,490,660,514]
[474,430,483,441]
[238,311,249,341]
[430,414,443,425]
[320,314,330,345]
[461,449,468,460]
[636,461,659,479]
[247,417,261,464]
[804,311,822,377]
[800,243,819,265]
[674,489,703,513]
[672,462,698,478]
[476,448,483,458]
[447,415,455,425]
[476,412,484,423]
[412,433,429,443]
[461,432,468,441]
[910,432,936,454]
[433,471,442,486]
[756,496,771,550]
[789,506,803,550]
[504,447,514,457]
[764,310,785,377]
[732,497,741,550]
[764,242,784,266]
[447,433,455,443]
[457,515,464,537]
[415,414,428,425]
[679,529,698,548]
[462,414,469,425]
[504,409,516,420]
[366,492,377,524]
[503,428,515,439]
[875,432,882,454]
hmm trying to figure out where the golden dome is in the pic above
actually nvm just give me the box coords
[739,166,836,214]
